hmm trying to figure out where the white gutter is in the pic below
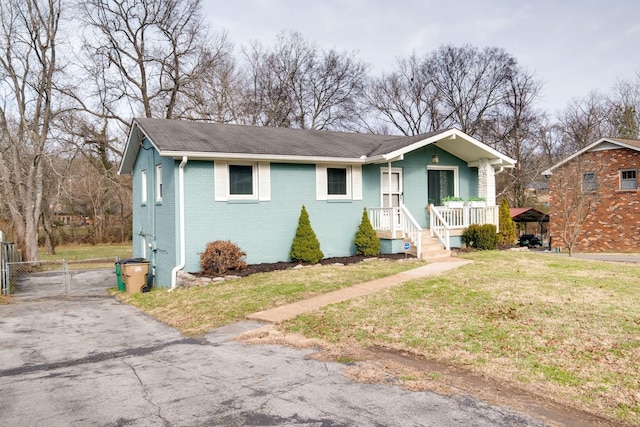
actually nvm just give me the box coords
[169,156,188,291]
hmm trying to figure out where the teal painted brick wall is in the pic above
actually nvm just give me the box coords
[380,238,404,254]
[181,162,368,275]
[152,155,177,287]
[361,147,478,228]
[131,139,178,287]
[132,143,479,287]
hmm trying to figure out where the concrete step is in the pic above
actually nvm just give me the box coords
[377,229,451,260]
[418,232,451,260]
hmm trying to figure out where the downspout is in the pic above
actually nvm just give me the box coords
[169,156,188,291]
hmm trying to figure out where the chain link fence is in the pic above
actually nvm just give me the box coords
[1,258,119,297]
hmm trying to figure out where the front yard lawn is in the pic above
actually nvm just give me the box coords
[116,258,424,335]
[283,251,640,425]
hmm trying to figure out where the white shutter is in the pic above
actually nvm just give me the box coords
[352,165,362,200]
[316,164,327,200]
[214,161,228,201]
[258,162,271,201]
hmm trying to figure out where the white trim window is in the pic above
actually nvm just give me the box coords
[316,164,362,200]
[620,169,637,190]
[427,165,460,205]
[141,170,147,204]
[155,165,163,203]
[214,161,270,201]
[229,164,254,196]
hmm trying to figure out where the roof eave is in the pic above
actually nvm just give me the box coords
[542,137,639,175]
[118,121,142,175]
[119,119,164,175]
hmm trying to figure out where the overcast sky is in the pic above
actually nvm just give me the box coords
[204,0,640,116]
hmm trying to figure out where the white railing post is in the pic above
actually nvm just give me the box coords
[429,204,451,251]
[369,206,423,258]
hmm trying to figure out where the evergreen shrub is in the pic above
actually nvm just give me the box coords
[498,198,517,245]
[354,208,380,256]
[290,205,324,264]
[462,224,498,250]
[200,240,247,275]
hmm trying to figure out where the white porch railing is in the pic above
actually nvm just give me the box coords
[369,206,422,258]
[429,205,451,251]
[429,204,499,249]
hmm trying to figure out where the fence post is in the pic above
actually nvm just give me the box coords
[1,259,6,295]
[63,259,70,294]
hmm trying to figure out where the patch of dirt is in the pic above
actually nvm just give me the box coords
[237,325,628,427]
[204,253,416,278]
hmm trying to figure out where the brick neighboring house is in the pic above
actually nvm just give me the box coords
[543,137,640,253]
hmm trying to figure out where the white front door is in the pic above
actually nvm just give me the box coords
[381,168,403,228]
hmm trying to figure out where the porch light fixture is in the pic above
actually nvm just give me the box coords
[431,145,439,164]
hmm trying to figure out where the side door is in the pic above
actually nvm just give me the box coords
[381,168,403,228]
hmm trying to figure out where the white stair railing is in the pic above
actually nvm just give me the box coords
[400,205,422,258]
[369,206,422,257]
[429,204,451,251]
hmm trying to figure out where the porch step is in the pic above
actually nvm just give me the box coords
[377,230,450,260]
[417,231,451,260]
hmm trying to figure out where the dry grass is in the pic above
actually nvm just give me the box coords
[115,258,424,336]
[283,251,640,425]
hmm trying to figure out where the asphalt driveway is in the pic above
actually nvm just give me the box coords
[0,291,547,426]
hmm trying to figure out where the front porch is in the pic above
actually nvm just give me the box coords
[369,205,499,257]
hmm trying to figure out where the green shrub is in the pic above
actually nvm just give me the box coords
[354,208,380,256]
[462,224,498,250]
[200,240,247,276]
[290,205,324,264]
[498,198,517,245]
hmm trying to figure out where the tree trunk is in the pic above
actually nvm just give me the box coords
[24,218,40,261]
[42,211,56,255]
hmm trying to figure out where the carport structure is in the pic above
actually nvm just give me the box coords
[510,207,549,244]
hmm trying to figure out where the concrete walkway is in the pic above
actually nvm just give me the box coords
[247,257,473,323]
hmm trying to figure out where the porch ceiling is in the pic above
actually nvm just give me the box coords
[436,136,512,167]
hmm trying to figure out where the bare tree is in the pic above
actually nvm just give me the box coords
[78,0,231,123]
[556,91,614,155]
[366,54,441,135]
[490,67,544,207]
[425,45,516,137]
[367,45,518,138]
[0,0,62,261]
[239,31,368,130]
[240,40,295,127]
[547,157,601,256]
[182,48,241,123]
[609,75,640,139]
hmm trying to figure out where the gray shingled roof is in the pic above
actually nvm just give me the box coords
[134,118,443,158]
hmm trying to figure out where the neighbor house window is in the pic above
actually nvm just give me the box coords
[155,165,163,202]
[582,172,597,192]
[620,169,638,190]
[141,170,147,204]
[327,167,347,195]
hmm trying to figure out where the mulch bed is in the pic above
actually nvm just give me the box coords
[209,253,416,278]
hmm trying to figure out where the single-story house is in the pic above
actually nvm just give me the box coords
[542,137,640,252]
[119,118,515,288]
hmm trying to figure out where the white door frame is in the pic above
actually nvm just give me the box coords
[426,165,460,204]
[381,167,403,228]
